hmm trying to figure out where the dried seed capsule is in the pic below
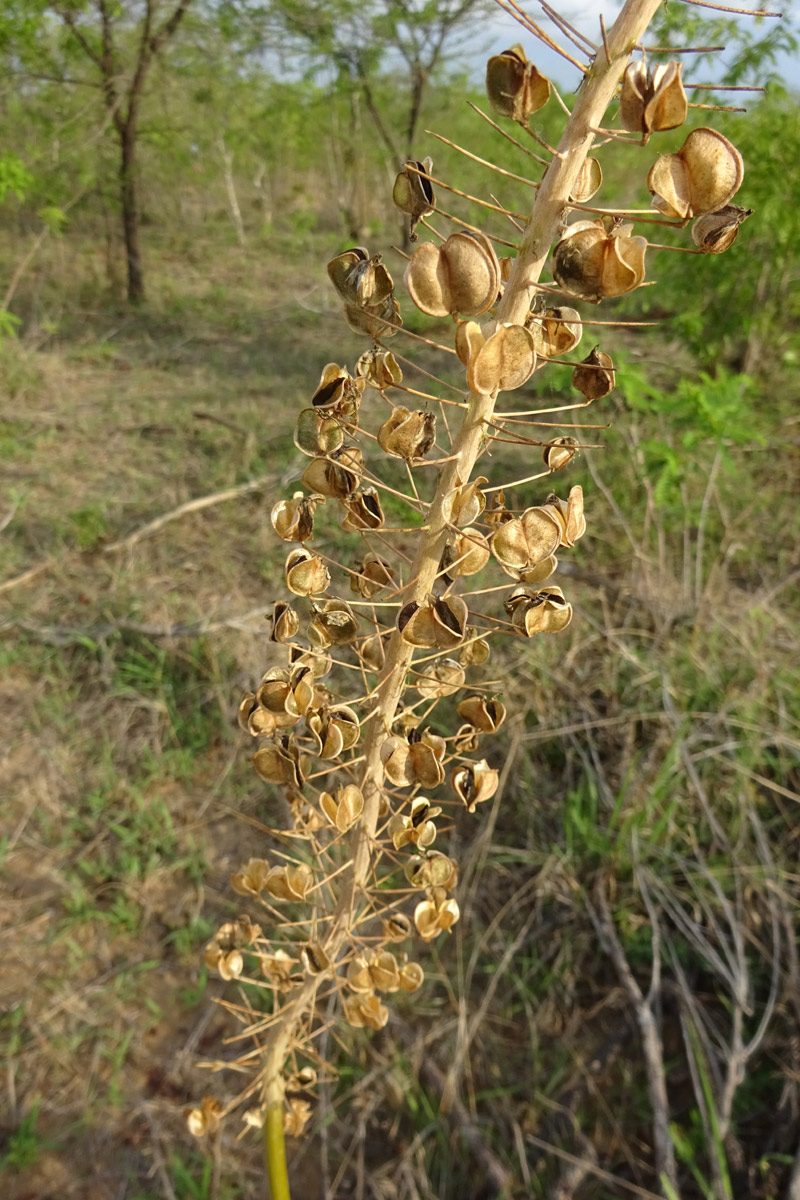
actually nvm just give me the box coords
[271,491,321,542]
[504,584,573,635]
[308,599,359,647]
[311,363,365,422]
[413,887,460,941]
[253,738,307,788]
[327,247,394,307]
[343,294,402,339]
[647,127,744,219]
[572,346,615,400]
[350,552,397,599]
[397,594,468,649]
[467,323,537,394]
[285,549,331,596]
[553,220,647,303]
[377,406,436,459]
[451,759,500,812]
[457,695,507,733]
[620,60,688,141]
[406,230,500,318]
[270,601,300,644]
[392,158,435,239]
[294,407,344,458]
[382,912,413,942]
[381,729,447,788]
[691,205,752,254]
[355,348,403,390]
[486,44,551,123]
[543,436,579,472]
[569,157,603,203]
[414,658,466,699]
[528,307,582,358]
[340,487,384,531]
[301,445,363,499]
[320,784,364,833]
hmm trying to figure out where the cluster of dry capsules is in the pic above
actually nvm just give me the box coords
[188,27,749,1139]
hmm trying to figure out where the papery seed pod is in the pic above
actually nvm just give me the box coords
[454,723,481,753]
[294,407,344,458]
[397,594,468,649]
[307,705,360,759]
[327,247,394,307]
[346,954,375,994]
[355,347,403,390]
[271,491,321,542]
[406,230,500,318]
[350,552,397,599]
[572,346,615,400]
[569,158,603,203]
[311,363,365,423]
[377,406,436,459]
[260,948,302,988]
[340,487,384,531]
[283,1098,313,1137]
[414,658,466,699]
[289,795,325,835]
[382,912,413,942]
[543,436,579,472]
[257,666,312,725]
[451,759,499,812]
[528,307,582,358]
[455,319,485,367]
[553,220,647,303]
[447,527,491,578]
[264,862,313,902]
[213,914,261,949]
[414,886,460,941]
[446,475,488,527]
[238,691,275,737]
[620,60,688,141]
[543,484,586,547]
[301,445,363,499]
[289,645,332,681]
[301,941,331,976]
[457,695,507,733]
[405,851,457,891]
[270,601,300,644]
[398,960,424,992]
[308,599,360,647]
[392,708,421,736]
[253,738,307,788]
[186,1096,222,1138]
[343,294,402,339]
[486,44,551,123]
[343,992,389,1030]
[231,857,272,897]
[320,784,364,833]
[484,491,511,526]
[691,204,752,254]
[459,626,491,666]
[467,323,537,394]
[285,549,331,597]
[369,950,401,992]
[360,629,390,673]
[647,127,744,219]
[505,584,573,635]
[388,796,442,849]
[491,504,562,577]
[381,729,447,788]
[392,157,435,239]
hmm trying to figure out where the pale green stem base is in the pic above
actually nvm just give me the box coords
[264,1103,291,1200]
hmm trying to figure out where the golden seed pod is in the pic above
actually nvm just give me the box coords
[289,644,332,681]
[397,593,468,649]
[283,1098,313,1137]
[543,484,586,547]
[398,960,424,992]
[392,157,435,239]
[269,601,300,644]
[311,362,365,422]
[647,127,744,219]
[344,293,402,339]
[405,230,500,318]
[253,738,307,788]
[382,912,413,942]
[619,60,688,141]
[543,436,579,472]
[504,584,573,635]
[377,406,436,460]
[300,941,331,976]
[448,527,491,578]
[260,948,301,988]
[457,695,507,733]
[355,347,403,390]
[454,318,486,367]
[467,323,537,394]
[340,487,385,531]
[414,657,466,699]
[327,247,394,307]
[186,1096,222,1138]
[360,629,390,673]
[454,723,480,753]
[238,692,272,737]
[262,861,314,902]
[459,627,491,666]
[405,851,457,891]
[381,729,447,788]
[553,220,647,303]
[486,44,551,123]
[343,992,389,1030]
[285,549,331,597]
[388,796,442,849]
[231,857,272,897]
[691,204,752,254]
[414,886,460,941]
[569,157,603,203]
[271,491,321,543]
[446,475,488,527]
[301,445,363,499]
[491,504,562,577]
[350,552,397,599]
[307,704,360,759]
[484,491,511,526]
[572,346,615,400]
[451,759,500,812]
[528,306,582,358]
[294,407,344,458]
[308,598,360,648]
[320,784,364,833]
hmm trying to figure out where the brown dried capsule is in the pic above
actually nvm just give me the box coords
[340,487,384,531]
[301,445,363,500]
[691,204,752,254]
[327,247,394,308]
[553,220,647,303]
[377,406,436,460]
[381,729,447,789]
[486,44,551,123]
[308,599,359,648]
[467,323,537,394]
[271,491,321,542]
[355,347,403,390]
[392,157,435,239]
[406,230,500,318]
[285,549,331,596]
[414,887,460,941]
[320,784,364,833]
[270,601,300,644]
[572,346,615,400]
[620,60,688,141]
[457,695,507,733]
[647,127,744,219]
[350,552,397,599]
[528,307,582,358]
[451,759,500,812]
[543,436,579,472]
[311,362,365,422]
[505,584,573,636]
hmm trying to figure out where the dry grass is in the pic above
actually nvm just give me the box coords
[1,231,798,1199]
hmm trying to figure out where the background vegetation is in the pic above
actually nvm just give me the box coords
[1,3,798,1197]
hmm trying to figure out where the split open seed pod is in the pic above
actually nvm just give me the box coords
[543,436,579,472]
[238,692,275,737]
[360,630,390,673]
[343,992,389,1030]
[308,599,359,647]
[256,665,313,723]
[269,601,300,644]
[528,307,582,358]
[285,549,331,596]
[301,445,363,499]
[406,230,500,318]
[620,60,688,141]
[553,219,647,302]
[457,695,507,733]
[444,527,491,578]
[343,294,402,339]
[350,552,397,599]
[486,44,551,123]
[253,737,306,788]
[300,942,331,975]
[542,484,586,547]
[572,346,615,400]
[691,204,752,254]
[307,705,360,759]
[382,912,413,942]
[446,475,488,527]
[414,658,465,700]
[271,491,321,542]
[455,319,486,367]
[377,406,436,459]
[393,158,435,239]
[569,158,603,203]
[355,348,403,390]
[340,487,384,531]
[397,594,468,649]
[405,851,457,891]
[467,323,537,394]
[320,784,364,834]
[505,584,573,635]
[294,408,344,458]
[451,759,500,812]
[414,886,460,941]
[327,247,394,307]
[381,729,447,789]
[491,504,562,578]
[647,127,744,219]
[459,628,491,666]
[388,797,442,850]
[399,960,424,992]
[311,363,365,422]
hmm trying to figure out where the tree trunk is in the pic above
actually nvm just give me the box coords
[120,121,144,304]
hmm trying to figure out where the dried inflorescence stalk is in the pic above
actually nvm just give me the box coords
[186,0,754,1172]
